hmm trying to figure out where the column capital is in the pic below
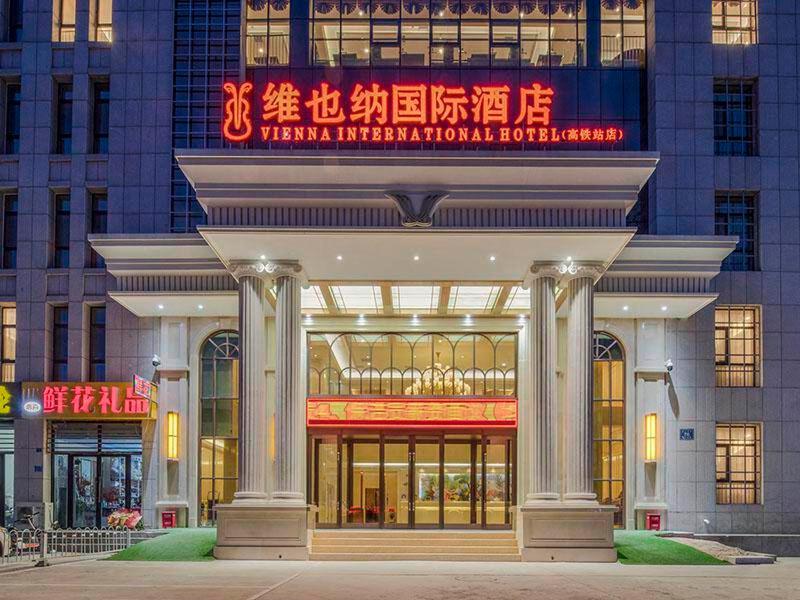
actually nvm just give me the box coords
[522,261,605,289]
[230,260,308,287]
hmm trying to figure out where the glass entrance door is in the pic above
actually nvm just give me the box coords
[99,456,127,524]
[309,433,514,529]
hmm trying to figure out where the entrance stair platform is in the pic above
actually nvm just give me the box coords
[309,529,521,561]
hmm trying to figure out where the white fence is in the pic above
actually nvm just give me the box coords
[0,528,132,566]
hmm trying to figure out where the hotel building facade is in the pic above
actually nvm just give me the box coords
[1,0,797,560]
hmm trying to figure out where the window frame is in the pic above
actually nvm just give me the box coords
[91,80,110,154]
[51,304,69,381]
[712,0,757,45]
[88,304,105,381]
[715,190,759,271]
[1,193,16,269]
[0,306,15,382]
[4,82,20,154]
[54,80,73,154]
[53,0,77,42]
[88,191,107,268]
[715,422,762,505]
[52,192,70,268]
[89,0,113,42]
[713,78,757,157]
[714,305,762,388]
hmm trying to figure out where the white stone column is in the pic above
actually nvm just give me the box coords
[231,264,270,504]
[268,261,305,504]
[564,267,602,503]
[526,265,560,502]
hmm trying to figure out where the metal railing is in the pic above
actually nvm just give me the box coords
[0,528,132,566]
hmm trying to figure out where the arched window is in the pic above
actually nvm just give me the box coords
[592,332,625,528]
[199,331,239,526]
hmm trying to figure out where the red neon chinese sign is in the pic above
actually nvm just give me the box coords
[22,382,156,420]
[222,81,624,146]
[306,396,517,429]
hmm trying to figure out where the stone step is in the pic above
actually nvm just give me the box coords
[313,537,518,547]
[310,552,522,562]
[312,529,516,540]
[311,544,517,554]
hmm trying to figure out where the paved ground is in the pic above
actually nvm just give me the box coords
[2,558,800,600]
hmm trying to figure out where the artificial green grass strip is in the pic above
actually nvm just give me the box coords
[614,531,727,565]
[107,529,217,561]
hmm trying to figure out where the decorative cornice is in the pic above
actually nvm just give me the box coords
[385,191,450,227]
[523,261,605,289]
[229,260,308,287]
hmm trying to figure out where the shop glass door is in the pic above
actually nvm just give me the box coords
[443,440,475,527]
[346,440,380,526]
[99,456,127,524]
[0,453,12,528]
[383,439,409,527]
[72,456,97,528]
[482,438,511,526]
[412,439,440,528]
[313,437,340,527]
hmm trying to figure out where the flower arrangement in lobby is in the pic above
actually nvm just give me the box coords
[404,363,472,396]
[107,509,143,530]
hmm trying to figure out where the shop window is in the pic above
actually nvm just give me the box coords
[89,305,105,381]
[53,0,76,42]
[600,0,645,68]
[715,191,758,271]
[199,331,239,526]
[307,331,517,397]
[715,305,761,387]
[90,0,112,42]
[712,0,756,45]
[88,192,107,268]
[245,0,289,66]
[4,82,20,154]
[716,423,761,504]
[6,0,22,42]
[51,305,68,381]
[592,332,625,528]
[0,307,15,382]
[2,193,16,269]
[52,193,70,268]
[91,81,110,154]
[714,79,757,156]
[54,81,73,154]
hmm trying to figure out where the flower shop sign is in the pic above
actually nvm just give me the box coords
[306,396,517,428]
[222,80,625,147]
[5,382,157,420]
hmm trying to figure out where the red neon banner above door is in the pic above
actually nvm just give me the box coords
[306,396,517,428]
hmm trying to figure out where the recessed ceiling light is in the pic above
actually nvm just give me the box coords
[260,254,266,260]
[412,313,419,319]
[359,313,365,319]
[566,256,572,262]
[661,305,668,312]
[157,304,164,310]
[622,305,629,311]
[197,304,204,310]
[413,255,420,261]
[336,255,343,261]
[489,255,496,262]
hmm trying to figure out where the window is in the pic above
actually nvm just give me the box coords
[712,0,757,45]
[90,0,112,42]
[245,0,289,66]
[91,81,110,153]
[6,0,22,42]
[52,305,68,380]
[52,193,70,268]
[54,81,73,154]
[715,305,761,387]
[88,192,107,268]
[53,0,76,42]
[714,79,756,156]
[601,0,646,68]
[199,331,239,526]
[4,83,20,154]
[2,194,16,269]
[592,332,625,529]
[716,191,758,271]
[89,305,105,380]
[307,0,592,69]
[716,423,761,504]
[0,307,15,382]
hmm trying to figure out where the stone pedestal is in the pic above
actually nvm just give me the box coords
[214,504,309,560]
[519,504,616,562]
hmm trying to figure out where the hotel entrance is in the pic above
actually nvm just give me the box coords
[309,433,514,529]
